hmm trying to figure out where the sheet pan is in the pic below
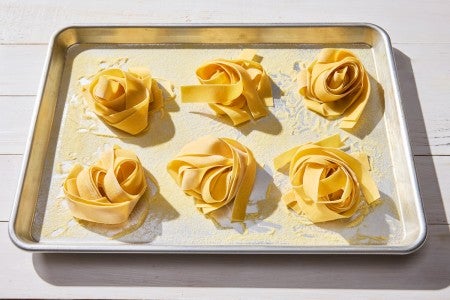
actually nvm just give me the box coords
[9,24,426,254]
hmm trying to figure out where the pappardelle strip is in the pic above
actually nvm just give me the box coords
[298,49,371,129]
[84,67,168,135]
[63,145,149,224]
[167,135,256,222]
[274,134,380,223]
[181,49,273,126]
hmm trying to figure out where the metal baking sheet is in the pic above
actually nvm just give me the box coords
[9,24,426,254]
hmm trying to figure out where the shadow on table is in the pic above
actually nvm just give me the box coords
[32,231,450,289]
[393,48,448,225]
[31,49,449,290]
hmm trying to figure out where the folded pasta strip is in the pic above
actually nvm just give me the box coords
[63,145,149,224]
[274,134,380,223]
[167,135,256,222]
[85,67,166,135]
[298,49,371,129]
[181,49,273,126]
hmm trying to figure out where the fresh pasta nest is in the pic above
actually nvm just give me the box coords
[298,49,371,129]
[63,145,148,224]
[167,135,256,222]
[85,67,164,135]
[274,135,380,223]
[181,50,273,126]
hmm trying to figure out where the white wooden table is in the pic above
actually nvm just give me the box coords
[1,1,449,299]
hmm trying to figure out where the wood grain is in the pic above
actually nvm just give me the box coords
[0,96,34,154]
[2,155,448,223]
[1,222,449,299]
[0,155,22,221]
[0,44,449,155]
[394,44,450,155]
[414,156,450,224]
[1,0,450,298]
[2,0,450,44]
[0,45,47,95]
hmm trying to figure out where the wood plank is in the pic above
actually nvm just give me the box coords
[0,155,22,222]
[1,1,449,299]
[0,96,34,154]
[2,155,447,224]
[1,0,450,44]
[2,222,449,299]
[0,45,47,95]
[1,43,450,155]
[414,156,450,225]
[2,154,447,225]
[394,44,450,155]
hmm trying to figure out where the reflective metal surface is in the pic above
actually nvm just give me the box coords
[9,24,426,254]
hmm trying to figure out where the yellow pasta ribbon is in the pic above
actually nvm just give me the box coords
[181,49,273,126]
[63,146,148,224]
[167,135,256,222]
[274,135,380,223]
[298,49,371,129]
[85,67,165,135]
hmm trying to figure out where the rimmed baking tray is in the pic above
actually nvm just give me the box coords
[9,24,426,254]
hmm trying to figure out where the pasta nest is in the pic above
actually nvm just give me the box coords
[167,136,256,222]
[298,49,371,129]
[86,67,164,135]
[181,50,273,126]
[274,135,380,223]
[63,146,148,224]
